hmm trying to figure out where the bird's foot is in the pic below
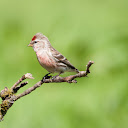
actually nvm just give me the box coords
[42,73,52,82]
[52,72,63,80]
[52,76,56,80]
[52,75,59,80]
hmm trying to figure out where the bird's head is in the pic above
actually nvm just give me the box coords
[28,33,51,52]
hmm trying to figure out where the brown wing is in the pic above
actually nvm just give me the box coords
[50,47,79,72]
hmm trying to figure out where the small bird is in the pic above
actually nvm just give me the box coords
[28,33,79,78]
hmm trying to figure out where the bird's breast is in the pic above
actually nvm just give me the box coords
[36,51,56,72]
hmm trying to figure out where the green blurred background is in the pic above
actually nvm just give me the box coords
[0,0,128,127]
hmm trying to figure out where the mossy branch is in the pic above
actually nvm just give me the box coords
[0,61,94,121]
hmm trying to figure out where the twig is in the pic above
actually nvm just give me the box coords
[11,73,34,90]
[0,61,94,121]
[13,82,28,93]
[15,81,43,100]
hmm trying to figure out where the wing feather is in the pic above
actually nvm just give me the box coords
[50,47,79,72]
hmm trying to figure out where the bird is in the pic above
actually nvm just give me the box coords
[28,33,79,78]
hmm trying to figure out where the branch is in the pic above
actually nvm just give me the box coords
[15,81,42,100]
[11,73,34,90]
[0,61,94,121]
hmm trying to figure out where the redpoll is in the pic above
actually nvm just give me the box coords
[28,33,79,77]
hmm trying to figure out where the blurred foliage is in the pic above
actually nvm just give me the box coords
[0,0,128,128]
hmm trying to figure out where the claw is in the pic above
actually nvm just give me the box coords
[44,75,52,79]
[52,72,63,80]
[52,76,57,80]
[41,73,52,82]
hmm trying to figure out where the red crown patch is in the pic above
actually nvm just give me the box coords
[32,36,36,41]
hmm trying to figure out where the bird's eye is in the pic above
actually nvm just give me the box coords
[34,41,37,43]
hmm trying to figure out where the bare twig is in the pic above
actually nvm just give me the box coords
[13,82,28,93]
[0,61,94,121]
[11,73,34,90]
[16,81,43,100]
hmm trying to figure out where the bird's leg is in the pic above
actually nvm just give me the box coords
[52,72,63,80]
[42,72,52,82]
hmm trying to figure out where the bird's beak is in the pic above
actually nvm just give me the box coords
[28,42,33,47]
